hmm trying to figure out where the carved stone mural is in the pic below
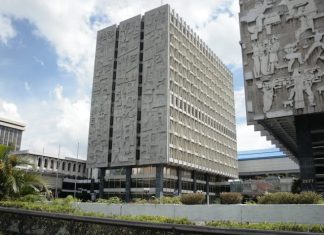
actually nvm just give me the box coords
[240,0,324,120]
[87,25,116,168]
[111,16,141,167]
[140,5,169,165]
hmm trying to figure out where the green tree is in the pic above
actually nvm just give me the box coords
[0,145,47,199]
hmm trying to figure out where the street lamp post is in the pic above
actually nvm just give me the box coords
[55,144,60,198]
[74,142,79,198]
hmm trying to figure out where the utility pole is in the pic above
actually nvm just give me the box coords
[74,142,79,198]
[55,144,60,198]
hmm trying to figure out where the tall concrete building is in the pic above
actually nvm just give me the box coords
[87,5,237,201]
[239,0,324,193]
[0,117,25,151]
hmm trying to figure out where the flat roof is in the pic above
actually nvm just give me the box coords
[12,150,87,163]
[238,148,286,161]
[0,117,26,131]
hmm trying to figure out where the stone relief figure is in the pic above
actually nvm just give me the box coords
[262,82,275,113]
[305,31,324,61]
[284,43,303,72]
[260,40,271,75]
[285,68,320,109]
[241,0,275,40]
[269,35,280,74]
[257,78,283,113]
[252,42,262,78]
[282,0,317,40]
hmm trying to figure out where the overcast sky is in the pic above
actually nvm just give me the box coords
[0,0,274,160]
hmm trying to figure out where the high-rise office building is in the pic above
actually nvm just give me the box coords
[239,0,324,193]
[0,117,25,151]
[87,4,237,201]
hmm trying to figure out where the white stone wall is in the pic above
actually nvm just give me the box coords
[74,203,324,224]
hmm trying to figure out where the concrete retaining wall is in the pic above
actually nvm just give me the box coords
[73,203,324,224]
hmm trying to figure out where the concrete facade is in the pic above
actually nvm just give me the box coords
[239,0,324,192]
[0,117,25,151]
[87,5,237,199]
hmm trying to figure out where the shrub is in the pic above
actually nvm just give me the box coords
[180,193,205,205]
[97,196,122,204]
[257,192,323,204]
[296,191,323,204]
[148,196,181,204]
[116,215,192,225]
[220,192,242,204]
[161,196,181,204]
[132,198,147,204]
[20,194,45,203]
[257,192,297,204]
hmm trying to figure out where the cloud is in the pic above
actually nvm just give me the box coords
[236,123,274,151]
[24,81,31,91]
[0,14,16,44]
[33,56,45,66]
[0,99,22,122]
[18,85,90,159]
[53,84,90,141]
[234,87,247,121]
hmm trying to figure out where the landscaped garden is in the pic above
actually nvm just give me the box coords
[1,145,324,234]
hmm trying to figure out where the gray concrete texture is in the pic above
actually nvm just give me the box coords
[240,0,324,121]
[111,15,141,167]
[74,203,324,224]
[87,25,117,168]
[139,5,169,165]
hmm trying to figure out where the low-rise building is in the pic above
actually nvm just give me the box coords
[0,117,26,151]
[12,150,88,193]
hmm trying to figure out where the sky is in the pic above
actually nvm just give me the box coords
[0,0,275,160]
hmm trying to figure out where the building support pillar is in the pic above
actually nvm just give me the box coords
[177,167,182,195]
[125,166,132,202]
[156,165,164,198]
[193,170,197,193]
[205,174,210,204]
[99,168,106,198]
[295,115,316,191]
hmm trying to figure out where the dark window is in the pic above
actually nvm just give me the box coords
[73,163,76,172]
[44,159,48,168]
[50,160,54,169]
[37,158,42,167]
[68,163,71,171]
[62,162,66,171]
[78,164,81,173]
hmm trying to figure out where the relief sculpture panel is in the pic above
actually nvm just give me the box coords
[140,5,169,165]
[87,25,116,168]
[240,0,324,120]
[111,15,141,167]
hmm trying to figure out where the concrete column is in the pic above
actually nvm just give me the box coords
[295,115,316,191]
[99,168,106,198]
[90,179,95,194]
[177,167,182,194]
[155,165,164,198]
[125,166,132,202]
[193,170,197,192]
[205,174,210,204]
